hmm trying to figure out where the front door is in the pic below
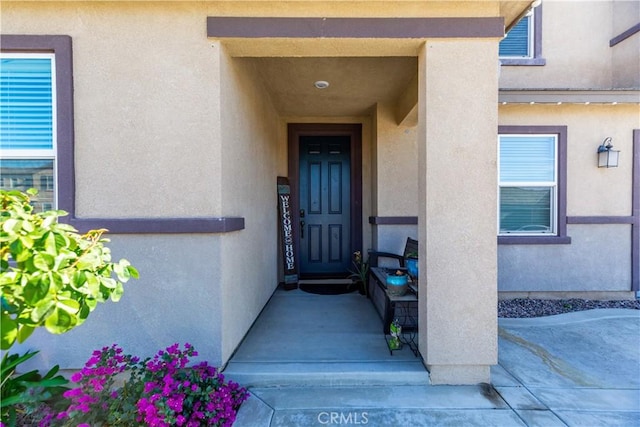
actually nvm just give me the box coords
[288,123,362,279]
[299,136,351,276]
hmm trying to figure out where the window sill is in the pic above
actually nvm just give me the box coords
[500,57,546,66]
[498,235,571,245]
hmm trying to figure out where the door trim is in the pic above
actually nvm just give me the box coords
[288,123,362,278]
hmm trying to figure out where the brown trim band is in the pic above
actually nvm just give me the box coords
[66,217,245,234]
[498,236,572,245]
[567,216,637,225]
[369,216,418,225]
[610,22,640,47]
[633,130,639,291]
[207,17,504,39]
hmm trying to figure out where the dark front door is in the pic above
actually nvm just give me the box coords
[299,135,351,276]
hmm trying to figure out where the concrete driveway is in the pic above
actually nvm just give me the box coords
[229,291,639,426]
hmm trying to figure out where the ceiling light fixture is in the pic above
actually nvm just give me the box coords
[314,80,330,89]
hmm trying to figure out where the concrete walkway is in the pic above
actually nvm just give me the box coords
[225,289,640,426]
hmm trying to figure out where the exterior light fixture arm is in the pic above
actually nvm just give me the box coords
[598,137,613,153]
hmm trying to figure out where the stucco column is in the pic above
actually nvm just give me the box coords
[417,40,499,384]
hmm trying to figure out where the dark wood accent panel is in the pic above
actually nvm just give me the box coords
[207,17,504,39]
[369,216,418,225]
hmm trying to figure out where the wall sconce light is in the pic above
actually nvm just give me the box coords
[597,137,620,168]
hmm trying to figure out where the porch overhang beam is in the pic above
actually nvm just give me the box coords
[207,16,505,57]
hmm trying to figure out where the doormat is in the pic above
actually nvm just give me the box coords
[299,283,357,295]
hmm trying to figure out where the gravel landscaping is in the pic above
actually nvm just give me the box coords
[498,298,640,318]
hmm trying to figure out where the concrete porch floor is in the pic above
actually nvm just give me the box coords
[223,287,428,388]
[223,288,640,426]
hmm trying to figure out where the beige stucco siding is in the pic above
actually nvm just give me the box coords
[418,39,499,384]
[2,2,283,367]
[498,103,639,293]
[500,1,640,90]
[2,2,225,217]
[218,45,281,362]
[611,0,640,88]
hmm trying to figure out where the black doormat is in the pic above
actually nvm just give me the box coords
[298,283,357,295]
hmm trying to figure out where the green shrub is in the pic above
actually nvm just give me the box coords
[1,188,138,350]
[1,189,138,425]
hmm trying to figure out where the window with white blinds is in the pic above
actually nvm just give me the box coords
[498,135,557,235]
[0,54,56,211]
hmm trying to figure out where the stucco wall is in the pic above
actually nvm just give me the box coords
[498,104,639,292]
[14,235,224,368]
[217,45,281,363]
[2,2,283,368]
[499,224,631,292]
[418,39,499,384]
[500,1,635,90]
[2,2,225,217]
[370,102,419,255]
[611,0,640,88]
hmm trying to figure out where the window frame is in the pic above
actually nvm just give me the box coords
[500,5,546,66]
[1,53,58,207]
[498,126,570,245]
[1,35,74,213]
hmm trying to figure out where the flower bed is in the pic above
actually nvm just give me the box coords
[31,343,248,427]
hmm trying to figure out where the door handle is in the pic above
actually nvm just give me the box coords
[300,221,305,238]
[300,209,305,218]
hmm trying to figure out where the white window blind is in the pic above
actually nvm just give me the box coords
[0,54,56,211]
[1,56,54,151]
[498,135,557,235]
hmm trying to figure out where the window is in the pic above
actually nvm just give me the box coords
[500,15,533,58]
[0,55,56,210]
[498,126,569,245]
[500,6,545,66]
[0,35,73,213]
[499,134,556,235]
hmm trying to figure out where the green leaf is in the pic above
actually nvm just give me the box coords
[128,265,140,279]
[19,235,34,249]
[2,218,20,233]
[44,307,76,334]
[110,282,124,302]
[31,300,55,323]
[17,324,35,343]
[23,278,50,305]
[100,277,117,290]
[33,252,54,271]
[43,231,58,255]
[56,298,80,315]
[21,218,35,233]
[1,312,18,350]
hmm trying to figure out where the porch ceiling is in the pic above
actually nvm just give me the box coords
[241,56,417,117]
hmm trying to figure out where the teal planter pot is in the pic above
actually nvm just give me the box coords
[386,273,408,296]
[406,258,418,278]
